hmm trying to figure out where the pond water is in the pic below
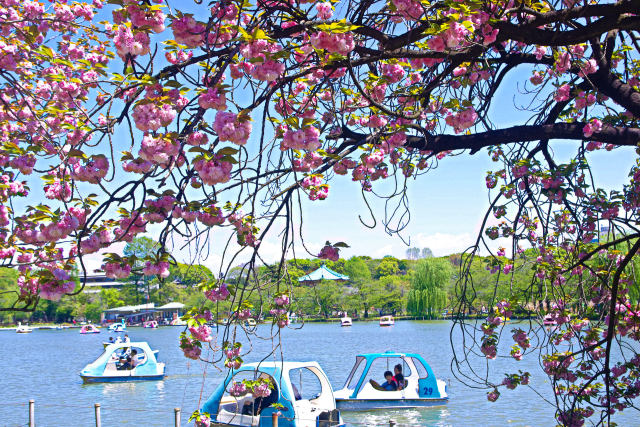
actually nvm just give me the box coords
[0,320,636,426]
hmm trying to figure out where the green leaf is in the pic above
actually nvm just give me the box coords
[217,147,238,156]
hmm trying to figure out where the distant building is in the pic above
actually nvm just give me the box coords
[297,264,349,286]
[81,274,127,294]
[103,302,186,323]
[103,303,156,322]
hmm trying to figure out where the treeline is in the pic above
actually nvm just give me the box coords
[0,262,216,324]
[3,239,635,324]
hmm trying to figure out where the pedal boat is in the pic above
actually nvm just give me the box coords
[379,315,394,326]
[202,361,345,427]
[16,322,33,333]
[340,317,352,327]
[143,320,159,328]
[108,319,127,332]
[80,342,165,383]
[80,324,100,334]
[334,352,448,410]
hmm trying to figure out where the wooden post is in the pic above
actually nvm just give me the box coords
[271,411,279,427]
[174,407,181,427]
[28,399,34,427]
[94,403,101,427]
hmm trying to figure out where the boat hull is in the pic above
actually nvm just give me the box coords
[336,397,448,411]
[211,423,345,427]
[81,374,165,383]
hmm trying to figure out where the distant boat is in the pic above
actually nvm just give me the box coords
[543,315,557,326]
[80,324,100,334]
[80,341,165,383]
[340,316,353,327]
[170,318,187,326]
[244,318,257,327]
[108,319,127,332]
[16,322,33,334]
[143,320,158,329]
[379,315,395,327]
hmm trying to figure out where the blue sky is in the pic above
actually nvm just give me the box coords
[38,5,635,271]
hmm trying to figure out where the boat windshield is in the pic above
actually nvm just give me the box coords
[411,357,428,378]
[344,356,366,389]
[289,367,322,401]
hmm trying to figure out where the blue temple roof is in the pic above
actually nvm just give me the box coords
[298,264,349,281]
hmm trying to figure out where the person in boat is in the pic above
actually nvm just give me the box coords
[394,364,407,390]
[129,349,139,369]
[380,371,398,391]
[108,337,114,344]
[118,349,138,370]
[118,353,131,370]
[395,373,405,391]
[123,334,130,343]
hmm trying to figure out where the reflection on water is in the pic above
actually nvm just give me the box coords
[96,380,165,398]
[344,407,449,427]
[0,321,638,426]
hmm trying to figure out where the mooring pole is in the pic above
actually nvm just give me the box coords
[94,403,101,427]
[271,411,279,427]
[28,399,34,427]
[174,407,181,427]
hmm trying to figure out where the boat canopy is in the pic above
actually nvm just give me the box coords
[202,361,339,427]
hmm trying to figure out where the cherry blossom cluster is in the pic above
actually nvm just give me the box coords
[205,283,230,302]
[223,342,242,369]
[180,334,202,360]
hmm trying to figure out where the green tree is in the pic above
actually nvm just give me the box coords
[311,281,343,318]
[344,257,372,282]
[170,263,214,287]
[376,258,400,278]
[407,258,452,319]
[354,281,384,318]
[100,288,125,309]
[123,236,160,301]
[375,276,407,315]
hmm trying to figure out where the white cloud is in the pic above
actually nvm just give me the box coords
[373,244,395,258]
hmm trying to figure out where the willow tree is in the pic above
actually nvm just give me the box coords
[407,257,451,318]
[1,0,640,424]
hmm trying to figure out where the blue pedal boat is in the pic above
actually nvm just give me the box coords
[80,342,165,383]
[333,352,448,410]
[202,361,345,427]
